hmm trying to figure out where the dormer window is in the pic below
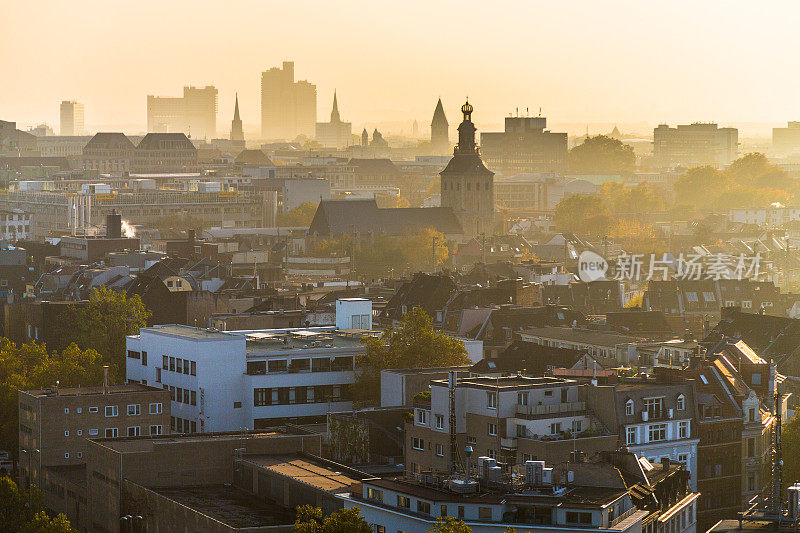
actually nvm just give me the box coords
[625,399,634,416]
[677,394,685,411]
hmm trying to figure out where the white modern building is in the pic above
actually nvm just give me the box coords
[0,209,33,241]
[730,206,800,227]
[125,299,374,432]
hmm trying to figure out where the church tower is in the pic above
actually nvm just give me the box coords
[431,98,449,154]
[330,90,341,123]
[230,93,244,141]
[439,100,494,239]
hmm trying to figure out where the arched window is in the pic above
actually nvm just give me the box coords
[676,394,685,411]
[625,399,634,416]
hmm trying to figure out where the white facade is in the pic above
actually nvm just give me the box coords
[335,298,372,330]
[623,414,699,491]
[0,210,32,241]
[126,324,360,433]
[730,206,800,226]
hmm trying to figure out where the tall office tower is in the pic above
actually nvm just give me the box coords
[60,101,85,136]
[653,123,738,169]
[440,100,495,239]
[315,91,352,148]
[260,61,317,140]
[431,98,449,154]
[147,86,218,140]
[230,93,244,141]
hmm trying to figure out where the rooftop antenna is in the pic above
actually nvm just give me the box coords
[539,106,542,117]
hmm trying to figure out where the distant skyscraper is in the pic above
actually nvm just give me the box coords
[653,123,738,169]
[147,86,218,139]
[430,98,449,154]
[480,115,567,175]
[315,91,352,148]
[60,101,85,136]
[260,61,316,140]
[230,93,244,142]
[440,100,495,239]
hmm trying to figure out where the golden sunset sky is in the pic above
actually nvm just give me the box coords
[2,0,799,135]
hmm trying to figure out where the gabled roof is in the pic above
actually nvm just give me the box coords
[471,339,585,375]
[85,133,135,151]
[381,272,457,321]
[307,199,463,236]
[137,133,195,150]
[346,158,400,176]
[235,149,273,166]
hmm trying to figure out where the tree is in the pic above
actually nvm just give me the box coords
[725,152,792,190]
[295,505,371,533]
[53,287,150,381]
[427,517,472,532]
[781,416,800,491]
[674,166,729,210]
[277,202,318,227]
[553,194,609,235]
[19,512,78,533]
[355,307,470,405]
[0,340,106,457]
[567,135,635,173]
[0,477,75,532]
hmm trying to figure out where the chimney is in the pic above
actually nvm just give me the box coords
[103,365,109,394]
[106,209,122,239]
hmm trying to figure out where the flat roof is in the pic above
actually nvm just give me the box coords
[141,324,239,340]
[92,428,311,453]
[433,375,572,390]
[155,485,293,528]
[23,382,161,398]
[243,455,364,494]
[520,327,645,346]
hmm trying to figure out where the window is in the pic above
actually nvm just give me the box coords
[743,300,752,309]
[162,355,168,369]
[412,437,424,450]
[141,351,147,366]
[191,361,196,375]
[677,394,685,411]
[127,350,140,359]
[77,408,82,414]
[752,373,762,385]
[487,449,496,459]
[488,423,497,436]
[648,423,667,442]
[517,424,527,437]
[572,420,582,433]
[149,403,162,415]
[64,430,69,436]
[127,404,140,416]
[65,452,69,458]
[417,410,428,425]
[89,429,98,436]
[679,421,689,439]
[105,406,118,417]
[417,501,431,514]
[176,358,183,373]
[478,507,492,520]
[77,430,82,436]
[747,438,756,458]
[397,495,410,508]
[441,505,448,517]
[435,415,444,430]
[625,399,634,416]
[748,473,756,492]
[366,487,383,502]
[64,408,69,414]
[458,506,465,519]
[645,397,664,419]
[518,392,528,406]
[169,357,175,371]
[566,511,593,525]
[626,427,636,445]
[190,390,196,406]
[105,428,118,438]
[436,444,444,457]
[487,391,497,409]
[544,389,553,397]
[127,426,141,437]
[77,452,82,459]
[233,401,242,409]
[150,425,162,436]
[550,422,562,435]
[183,360,189,375]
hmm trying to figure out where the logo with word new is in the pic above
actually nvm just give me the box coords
[578,251,608,282]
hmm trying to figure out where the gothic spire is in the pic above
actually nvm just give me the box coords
[331,90,341,123]
[233,93,241,122]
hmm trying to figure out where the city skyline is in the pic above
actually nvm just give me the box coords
[5,0,800,137]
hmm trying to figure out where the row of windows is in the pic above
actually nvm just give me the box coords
[163,356,196,376]
[626,421,689,444]
[96,425,162,439]
[171,416,196,434]
[624,395,685,417]
[164,385,196,406]
[65,403,162,417]
[245,356,353,375]
[253,385,351,406]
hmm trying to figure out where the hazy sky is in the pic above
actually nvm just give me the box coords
[3,0,800,135]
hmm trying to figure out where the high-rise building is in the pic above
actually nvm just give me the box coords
[260,61,316,140]
[439,100,495,239]
[480,116,567,175]
[59,101,84,136]
[773,121,800,154]
[430,98,449,154]
[230,93,244,142]
[147,86,218,140]
[315,91,352,148]
[653,123,738,169]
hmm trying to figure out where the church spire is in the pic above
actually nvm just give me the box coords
[230,92,244,141]
[233,93,241,121]
[330,90,341,123]
[455,99,476,155]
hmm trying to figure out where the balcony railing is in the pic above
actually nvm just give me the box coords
[516,401,586,418]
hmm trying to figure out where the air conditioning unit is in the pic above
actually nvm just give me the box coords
[641,411,649,422]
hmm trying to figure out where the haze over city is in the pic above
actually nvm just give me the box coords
[5,0,800,134]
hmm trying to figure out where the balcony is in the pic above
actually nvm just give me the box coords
[500,437,517,450]
[516,401,586,420]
